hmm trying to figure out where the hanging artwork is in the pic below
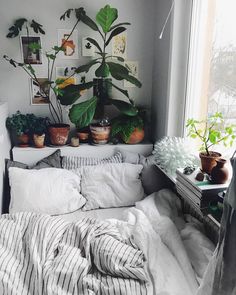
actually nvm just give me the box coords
[20,36,42,65]
[82,37,95,57]
[112,32,127,59]
[30,78,50,105]
[124,61,139,88]
[56,67,77,89]
[57,29,79,59]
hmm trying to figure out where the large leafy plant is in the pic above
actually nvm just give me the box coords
[186,112,236,155]
[58,5,142,129]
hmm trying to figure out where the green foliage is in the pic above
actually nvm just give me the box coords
[111,114,144,143]
[6,18,45,38]
[186,112,236,155]
[96,5,118,33]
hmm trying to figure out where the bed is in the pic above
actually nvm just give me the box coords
[0,144,215,295]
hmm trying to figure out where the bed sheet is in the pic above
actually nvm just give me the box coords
[58,206,131,222]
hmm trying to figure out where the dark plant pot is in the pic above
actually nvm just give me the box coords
[17,133,30,147]
[90,124,111,145]
[211,158,229,184]
[33,133,45,148]
[93,78,112,119]
[48,124,70,146]
[199,151,221,174]
[77,126,90,143]
[124,128,145,144]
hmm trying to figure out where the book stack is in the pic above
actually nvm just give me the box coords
[176,168,228,214]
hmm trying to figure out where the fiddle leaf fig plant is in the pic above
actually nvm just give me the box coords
[58,4,142,129]
[186,112,236,155]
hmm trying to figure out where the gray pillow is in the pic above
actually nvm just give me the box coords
[118,149,170,195]
[4,150,62,213]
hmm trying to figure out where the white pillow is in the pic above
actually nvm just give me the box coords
[79,163,144,210]
[9,167,86,215]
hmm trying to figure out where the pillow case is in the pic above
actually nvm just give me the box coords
[3,150,62,213]
[79,163,144,211]
[118,149,170,195]
[9,167,85,215]
[62,152,122,170]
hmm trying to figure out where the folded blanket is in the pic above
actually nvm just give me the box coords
[0,212,147,295]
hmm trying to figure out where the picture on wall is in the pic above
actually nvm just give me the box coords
[56,67,77,89]
[30,78,50,105]
[112,32,127,59]
[124,61,139,88]
[20,36,42,64]
[82,37,95,57]
[58,29,79,59]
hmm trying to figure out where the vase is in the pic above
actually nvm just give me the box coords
[33,134,45,148]
[48,124,70,146]
[90,124,111,145]
[93,78,112,119]
[199,151,221,174]
[211,158,229,184]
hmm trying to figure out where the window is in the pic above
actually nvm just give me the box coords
[185,0,236,128]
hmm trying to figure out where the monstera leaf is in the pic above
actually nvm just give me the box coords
[69,96,98,128]
[96,5,118,33]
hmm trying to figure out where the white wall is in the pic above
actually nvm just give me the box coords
[0,102,11,214]
[0,0,156,123]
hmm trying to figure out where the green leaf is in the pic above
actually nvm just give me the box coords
[109,99,138,116]
[30,20,45,34]
[123,74,142,88]
[86,37,102,53]
[75,60,99,74]
[107,62,129,80]
[75,8,86,20]
[69,96,98,128]
[109,82,129,98]
[96,5,118,33]
[105,27,126,46]
[46,53,56,60]
[52,46,65,53]
[95,62,110,78]
[109,22,130,31]
[80,14,99,31]
[58,82,94,105]
[7,18,27,38]
[28,42,41,53]
[60,9,73,20]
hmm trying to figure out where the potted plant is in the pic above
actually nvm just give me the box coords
[111,110,145,144]
[186,112,236,174]
[6,111,30,147]
[57,5,142,144]
[27,115,50,148]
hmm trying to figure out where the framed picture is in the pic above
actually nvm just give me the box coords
[20,36,42,64]
[56,67,77,89]
[82,37,95,57]
[58,29,79,59]
[112,32,127,59]
[30,78,50,105]
[124,61,139,88]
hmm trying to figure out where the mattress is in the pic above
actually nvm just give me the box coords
[58,206,132,222]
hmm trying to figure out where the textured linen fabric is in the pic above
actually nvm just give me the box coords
[79,163,144,210]
[0,213,148,295]
[9,167,86,215]
[118,149,171,194]
[197,157,236,295]
[62,151,122,169]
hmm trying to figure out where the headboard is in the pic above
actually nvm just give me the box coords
[0,102,11,214]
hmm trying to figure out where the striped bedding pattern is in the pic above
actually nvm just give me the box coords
[0,212,147,295]
[62,152,123,170]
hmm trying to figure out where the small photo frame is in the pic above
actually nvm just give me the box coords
[112,32,127,59]
[124,61,139,88]
[20,36,42,64]
[82,37,95,57]
[58,29,79,59]
[56,67,77,89]
[30,78,50,105]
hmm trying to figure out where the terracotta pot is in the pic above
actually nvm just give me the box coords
[124,128,145,144]
[77,132,89,142]
[48,124,70,146]
[199,151,221,174]
[33,134,45,148]
[211,158,229,184]
[90,124,111,145]
[17,134,30,147]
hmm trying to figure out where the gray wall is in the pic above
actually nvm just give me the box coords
[0,0,156,123]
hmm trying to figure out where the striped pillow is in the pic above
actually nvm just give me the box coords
[62,152,122,170]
